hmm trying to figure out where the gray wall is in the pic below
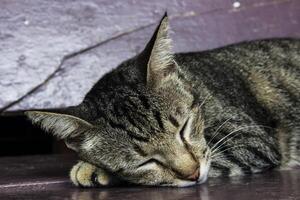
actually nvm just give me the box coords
[1,0,300,112]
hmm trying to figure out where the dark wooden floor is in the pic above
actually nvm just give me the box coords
[0,155,299,200]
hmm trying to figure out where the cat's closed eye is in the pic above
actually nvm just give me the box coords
[137,158,164,169]
[177,116,195,146]
[179,117,191,143]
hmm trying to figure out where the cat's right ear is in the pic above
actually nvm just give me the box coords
[25,111,93,151]
[138,13,177,88]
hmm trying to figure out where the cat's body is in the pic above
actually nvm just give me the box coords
[177,39,300,174]
[26,15,300,187]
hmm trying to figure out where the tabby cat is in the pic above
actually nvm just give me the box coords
[26,14,300,187]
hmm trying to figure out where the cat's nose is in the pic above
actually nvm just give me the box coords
[186,167,200,181]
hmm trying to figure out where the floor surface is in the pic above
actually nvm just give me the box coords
[0,155,299,200]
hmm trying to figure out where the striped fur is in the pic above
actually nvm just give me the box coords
[26,14,299,187]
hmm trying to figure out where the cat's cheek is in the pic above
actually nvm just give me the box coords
[124,166,170,186]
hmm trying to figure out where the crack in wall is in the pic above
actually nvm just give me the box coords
[0,23,155,114]
[0,0,296,113]
[0,12,196,114]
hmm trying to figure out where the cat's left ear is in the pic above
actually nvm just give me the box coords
[25,111,93,151]
[139,13,177,88]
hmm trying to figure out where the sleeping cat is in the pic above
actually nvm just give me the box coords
[26,13,300,187]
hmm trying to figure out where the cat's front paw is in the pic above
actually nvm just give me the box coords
[70,161,115,187]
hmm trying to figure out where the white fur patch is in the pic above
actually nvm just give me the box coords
[172,180,197,187]
[82,134,98,151]
[198,159,210,184]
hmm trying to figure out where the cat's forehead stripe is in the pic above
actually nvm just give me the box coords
[169,115,180,127]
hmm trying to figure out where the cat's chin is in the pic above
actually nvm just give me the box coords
[162,180,198,187]
[197,174,208,185]
[198,160,210,184]
[169,175,208,187]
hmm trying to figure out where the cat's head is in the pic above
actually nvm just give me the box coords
[26,14,211,187]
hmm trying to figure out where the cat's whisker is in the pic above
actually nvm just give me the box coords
[211,150,241,159]
[198,94,212,109]
[211,124,272,154]
[207,117,233,146]
[210,126,248,153]
[210,124,272,156]
[211,143,244,155]
[210,153,236,161]
[210,125,263,154]
[210,132,245,155]
[211,145,246,158]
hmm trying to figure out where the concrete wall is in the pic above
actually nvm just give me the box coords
[1,0,300,112]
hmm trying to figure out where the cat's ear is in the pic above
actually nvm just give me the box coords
[139,13,176,88]
[25,111,92,151]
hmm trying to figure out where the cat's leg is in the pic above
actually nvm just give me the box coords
[277,123,300,169]
[70,161,121,187]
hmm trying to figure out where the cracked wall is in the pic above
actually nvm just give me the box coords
[1,0,300,112]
